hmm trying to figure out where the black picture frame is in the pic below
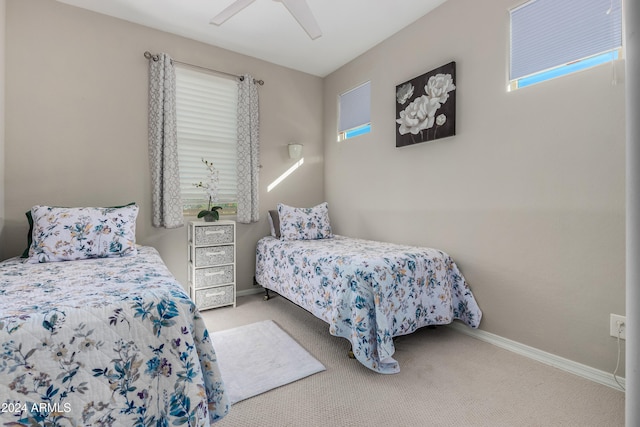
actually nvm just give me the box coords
[395,61,456,148]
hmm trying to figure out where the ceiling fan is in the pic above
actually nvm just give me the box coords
[210,0,322,40]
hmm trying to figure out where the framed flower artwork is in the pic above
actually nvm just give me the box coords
[395,61,456,147]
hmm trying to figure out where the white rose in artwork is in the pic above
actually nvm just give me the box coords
[436,114,446,126]
[396,95,441,135]
[425,73,456,105]
[396,83,414,104]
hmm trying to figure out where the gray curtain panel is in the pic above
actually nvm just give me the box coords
[148,53,184,229]
[236,74,260,224]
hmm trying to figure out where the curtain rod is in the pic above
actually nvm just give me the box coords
[143,51,264,85]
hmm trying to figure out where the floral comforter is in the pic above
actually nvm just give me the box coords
[0,246,229,426]
[255,235,482,374]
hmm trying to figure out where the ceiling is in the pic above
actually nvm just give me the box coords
[56,0,447,77]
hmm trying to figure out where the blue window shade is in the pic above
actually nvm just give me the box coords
[510,0,622,81]
[338,81,371,133]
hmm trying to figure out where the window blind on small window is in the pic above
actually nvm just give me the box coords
[338,81,371,133]
[175,66,238,205]
[510,0,622,81]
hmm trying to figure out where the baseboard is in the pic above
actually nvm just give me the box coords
[234,289,625,391]
[237,287,264,297]
[447,322,626,392]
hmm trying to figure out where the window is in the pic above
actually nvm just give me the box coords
[175,66,238,215]
[509,0,622,91]
[338,81,371,141]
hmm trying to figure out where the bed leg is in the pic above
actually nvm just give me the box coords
[347,345,355,359]
[254,276,271,301]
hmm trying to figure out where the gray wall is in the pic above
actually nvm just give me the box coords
[2,0,325,292]
[0,0,5,237]
[1,0,628,379]
[323,0,626,375]
[625,0,639,422]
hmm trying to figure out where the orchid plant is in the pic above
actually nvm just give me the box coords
[194,158,222,221]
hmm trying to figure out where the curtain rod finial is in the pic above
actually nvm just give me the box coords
[144,51,159,61]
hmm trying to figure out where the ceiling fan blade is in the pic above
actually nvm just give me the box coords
[210,0,257,25]
[278,0,322,40]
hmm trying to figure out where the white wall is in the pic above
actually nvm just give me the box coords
[3,0,325,292]
[323,0,626,375]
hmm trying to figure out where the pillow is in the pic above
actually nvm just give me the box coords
[267,209,281,238]
[27,204,139,263]
[277,202,333,241]
[21,202,136,258]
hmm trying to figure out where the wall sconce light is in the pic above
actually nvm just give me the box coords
[288,143,303,160]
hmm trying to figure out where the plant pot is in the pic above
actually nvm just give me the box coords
[203,213,217,222]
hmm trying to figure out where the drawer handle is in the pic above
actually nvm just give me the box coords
[205,251,225,256]
[205,230,225,235]
[205,271,226,277]
[205,291,225,297]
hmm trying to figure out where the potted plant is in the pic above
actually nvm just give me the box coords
[198,201,222,222]
[194,158,223,222]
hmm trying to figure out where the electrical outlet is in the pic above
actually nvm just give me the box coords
[610,314,626,340]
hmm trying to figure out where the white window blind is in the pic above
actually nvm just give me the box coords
[338,81,371,133]
[175,66,238,209]
[510,0,622,81]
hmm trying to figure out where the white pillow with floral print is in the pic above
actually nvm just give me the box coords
[277,202,333,241]
[28,204,139,263]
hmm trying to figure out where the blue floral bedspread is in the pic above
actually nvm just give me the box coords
[255,235,482,374]
[0,246,229,426]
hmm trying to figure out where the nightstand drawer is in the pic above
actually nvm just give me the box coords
[194,245,234,267]
[194,225,234,246]
[194,264,234,287]
[194,285,234,309]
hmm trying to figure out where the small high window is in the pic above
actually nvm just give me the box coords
[338,81,371,141]
[509,0,622,91]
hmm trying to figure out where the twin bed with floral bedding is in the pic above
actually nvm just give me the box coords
[0,205,229,426]
[256,202,482,374]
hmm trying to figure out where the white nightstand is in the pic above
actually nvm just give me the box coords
[188,220,236,310]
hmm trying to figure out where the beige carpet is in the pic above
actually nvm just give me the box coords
[202,293,625,427]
